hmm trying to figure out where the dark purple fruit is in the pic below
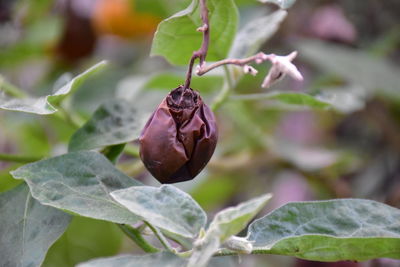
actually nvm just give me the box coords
[139,85,218,183]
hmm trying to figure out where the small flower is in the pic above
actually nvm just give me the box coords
[262,51,303,88]
[243,65,258,76]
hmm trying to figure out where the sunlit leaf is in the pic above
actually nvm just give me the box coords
[0,184,71,267]
[247,199,400,261]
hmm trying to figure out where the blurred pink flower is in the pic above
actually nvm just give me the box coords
[269,172,313,209]
[308,5,357,43]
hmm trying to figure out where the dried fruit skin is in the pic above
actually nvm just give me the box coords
[139,86,218,183]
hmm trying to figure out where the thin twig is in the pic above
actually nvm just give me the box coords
[197,52,269,76]
[145,221,177,253]
[184,0,210,89]
[117,224,160,253]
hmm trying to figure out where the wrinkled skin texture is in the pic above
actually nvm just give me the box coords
[139,86,218,183]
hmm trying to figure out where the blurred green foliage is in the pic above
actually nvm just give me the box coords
[1,0,400,266]
[43,216,123,267]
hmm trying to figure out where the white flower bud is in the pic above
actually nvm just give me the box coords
[243,65,258,76]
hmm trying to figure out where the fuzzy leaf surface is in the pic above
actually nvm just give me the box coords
[0,184,71,267]
[111,185,207,238]
[11,151,142,224]
[69,99,142,151]
[247,199,400,261]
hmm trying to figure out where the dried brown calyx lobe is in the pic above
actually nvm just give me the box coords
[139,85,218,183]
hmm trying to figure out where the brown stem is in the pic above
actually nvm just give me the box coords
[184,0,210,89]
[197,52,269,75]
[182,0,272,88]
[184,56,197,89]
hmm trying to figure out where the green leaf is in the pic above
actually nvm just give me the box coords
[231,92,331,109]
[0,42,43,68]
[229,10,287,58]
[111,185,207,238]
[0,61,107,115]
[187,194,272,267]
[77,252,186,267]
[247,199,400,261]
[297,39,400,99]
[11,151,142,224]
[0,16,61,68]
[43,216,123,267]
[24,15,62,46]
[68,99,142,152]
[151,0,238,65]
[259,0,297,9]
[208,194,272,243]
[0,183,71,267]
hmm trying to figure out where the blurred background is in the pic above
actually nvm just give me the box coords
[0,0,399,266]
